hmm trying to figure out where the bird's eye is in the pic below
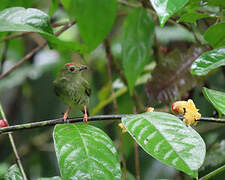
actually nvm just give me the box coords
[69,66,75,72]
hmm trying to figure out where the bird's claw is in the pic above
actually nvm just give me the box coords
[83,114,88,123]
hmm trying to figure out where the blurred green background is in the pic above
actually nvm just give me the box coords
[0,0,225,179]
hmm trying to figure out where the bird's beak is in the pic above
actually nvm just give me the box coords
[79,65,88,71]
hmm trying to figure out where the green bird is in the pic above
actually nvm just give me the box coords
[53,62,91,123]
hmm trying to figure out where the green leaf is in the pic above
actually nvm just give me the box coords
[191,47,225,76]
[61,0,117,51]
[49,0,59,16]
[122,8,154,94]
[0,7,83,52]
[202,87,225,115]
[53,124,121,180]
[178,12,210,23]
[5,164,22,180]
[149,0,189,26]
[38,177,61,180]
[0,7,53,34]
[204,22,225,48]
[122,112,206,178]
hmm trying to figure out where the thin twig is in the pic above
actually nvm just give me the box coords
[0,32,31,42]
[0,103,27,180]
[0,115,225,134]
[0,21,71,42]
[0,21,76,80]
[104,39,119,113]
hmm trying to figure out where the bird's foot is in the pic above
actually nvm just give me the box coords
[83,114,88,123]
[63,107,71,123]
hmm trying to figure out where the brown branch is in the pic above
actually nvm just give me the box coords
[104,39,119,113]
[0,115,225,134]
[0,32,32,42]
[0,21,71,42]
[0,21,75,80]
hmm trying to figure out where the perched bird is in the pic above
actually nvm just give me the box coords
[53,62,91,123]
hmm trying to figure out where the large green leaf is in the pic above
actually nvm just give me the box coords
[149,0,189,26]
[191,47,225,76]
[0,7,83,52]
[53,124,121,180]
[0,7,53,34]
[61,0,117,51]
[204,22,225,48]
[5,164,22,180]
[122,112,206,178]
[122,8,154,94]
[202,87,225,115]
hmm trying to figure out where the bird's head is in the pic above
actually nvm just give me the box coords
[60,62,88,77]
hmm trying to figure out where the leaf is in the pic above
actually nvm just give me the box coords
[202,87,225,115]
[49,0,59,16]
[0,7,53,34]
[38,177,61,180]
[5,164,22,180]
[178,12,210,23]
[53,124,121,180]
[145,46,204,104]
[191,47,225,76]
[61,0,117,51]
[201,140,225,170]
[122,112,206,178]
[122,8,155,94]
[0,7,83,52]
[204,22,225,48]
[149,0,189,27]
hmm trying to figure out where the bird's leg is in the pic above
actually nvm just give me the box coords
[83,105,88,123]
[63,107,71,123]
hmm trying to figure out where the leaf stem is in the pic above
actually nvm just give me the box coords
[199,164,225,180]
[0,103,27,180]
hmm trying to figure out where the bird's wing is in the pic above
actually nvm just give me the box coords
[53,80,66,97]
[82,79,91,97]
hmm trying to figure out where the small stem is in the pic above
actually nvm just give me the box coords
[199,164,225,180]
[0,103,27,180]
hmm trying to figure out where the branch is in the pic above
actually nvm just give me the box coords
[0,115,225,135]
[0,21,71,42]
[0,115,127,134]
[0,21,76,80]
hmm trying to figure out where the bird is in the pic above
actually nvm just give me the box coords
[53,62,91,123]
